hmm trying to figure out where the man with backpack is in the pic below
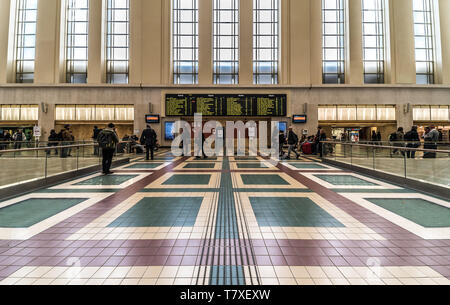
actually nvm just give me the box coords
[140,125,157,161]
[97,123,119,175]
[286,127,300,160]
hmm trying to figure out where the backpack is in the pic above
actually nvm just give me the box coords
[389,132,397,142]
[404,131,412,141]
[293,132,299,144]
[98,131,115,149]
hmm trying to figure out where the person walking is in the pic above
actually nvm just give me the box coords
[279,130,286,158]
[424,125,439,158]
[140,125,157,161]
[60,125,73,158]
[92,126,101,156]
[318,129,327,157]
[286,127,300,160]
[12,129,25,150]
[97,123,119,175]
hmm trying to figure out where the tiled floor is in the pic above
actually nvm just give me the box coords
[0,149,449,285]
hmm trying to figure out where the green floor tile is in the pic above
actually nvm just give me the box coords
[241,174,289,185]
[125,163,164,169]
[0,198,87,228]
[367,198,450,228]
[314,174,377,186]
[75,175,139,186]
[183,163,216,169]
[234,157,258,161]
[108,197,203,227]
[163,174,211,185]
[236,163,269,169]
[249,197,344,227]
[289,163,327,169]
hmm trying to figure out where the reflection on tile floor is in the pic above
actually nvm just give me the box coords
[0,150,449,285]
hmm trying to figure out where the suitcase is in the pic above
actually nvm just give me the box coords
[302,142,313,155]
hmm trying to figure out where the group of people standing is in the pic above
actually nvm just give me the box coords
[390,125,440,158]
[279,127,328,159]
[46,125,75,158]
[96,124,158,175]
[0,129,29,150]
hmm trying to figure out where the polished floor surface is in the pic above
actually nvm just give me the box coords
[0,150,449,285]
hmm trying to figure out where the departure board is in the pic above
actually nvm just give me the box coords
[165,94,287,117]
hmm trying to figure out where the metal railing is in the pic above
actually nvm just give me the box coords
[0,142,130,188]
[321,141,450,187]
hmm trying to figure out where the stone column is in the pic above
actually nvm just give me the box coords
[239,0,253,85]
[347,0,364,84]
[438,0,450,84]
[0,0,11,84]
[310,0,323,85]
[288,0,311,85]
[87,0,104,84]
[129,0,142,84]
[35,0,61,84]
[389,0,416,84]
[198,0,212,84]
[141,0,164,84]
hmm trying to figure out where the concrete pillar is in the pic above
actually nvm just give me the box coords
[239,0,253,85]
[347,0,364,84]
[0,0,11,84]
[129,0,142,84]
[396,104,413,130]
[288,0,311,85]
[310,0,323,85]
[439,0,450,84]
[38,104,55,140]
[389,0,416,84]
[87,0,104,84]
[35,0,60,84]
[198,0,212,84]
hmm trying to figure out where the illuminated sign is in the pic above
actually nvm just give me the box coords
[293,115,307,124]
[145,114,160,124]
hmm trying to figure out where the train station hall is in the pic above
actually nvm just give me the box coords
[0,0,449,290]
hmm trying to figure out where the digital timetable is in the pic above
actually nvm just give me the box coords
[165,94,287,117]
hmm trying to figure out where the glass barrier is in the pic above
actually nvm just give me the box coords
[0,142,130,188]
[322,141,450,188]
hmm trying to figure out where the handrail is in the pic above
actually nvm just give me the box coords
[0,141,133,154]
[321,141,450,154]
[0,143,97,154]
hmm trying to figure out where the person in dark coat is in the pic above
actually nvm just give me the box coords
[92,126,101,156]
[140,125,157,161]
[405,126,420,159]
[47,129,59,155]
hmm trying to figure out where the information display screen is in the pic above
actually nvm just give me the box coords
[145,114,160,124]
[165,94,287,117]
[293,115,307,124]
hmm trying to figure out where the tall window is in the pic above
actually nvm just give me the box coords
[172,0,198,84]
[106,0,129,84]
[15,0,38,83]
[213,0,239,84]
[66,0,89,83]
[322,0,345,84]
[362,0,385,84]
[253,0,279,84]
[413,0,435,84]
